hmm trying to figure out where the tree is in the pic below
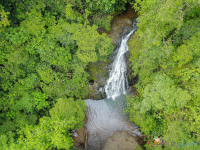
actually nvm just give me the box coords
[125,74,191,136]
[67,23,113,63]
[49,98,86,130]
[0,4,10,32]
[7,97,86,150]
[0,0,118,149]
[9,117,75,150]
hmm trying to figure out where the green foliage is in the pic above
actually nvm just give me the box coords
[1,0,116,148]
[0,131,15,150]
[172,19,200,48]
[7,97,86,149]
[178,67,199,83]
[83,0,128,14]
[0,4,10,31]
[66,3,84,24]
[49,98,86,130]
[10,117,75,150]
[0,97,87,150]
[128,34,142,60]
[143,74,191,113]
[126,0,200,148]
[183,1,200,21]
[93,14,113,31]
[68,23,113,62]
[172,44,193,68]
[6,110,16,121]
[135,145,143,150]
[66,3,78,21]
[0,121,16,134]
[31,91,49,111]
[172,32,200,68]
[125,74,191,136]
[20,9,45,37]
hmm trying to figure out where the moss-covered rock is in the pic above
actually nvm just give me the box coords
[84,60,112,100]
[128,33,142,60]
[125,31,141,97]
[125,33,141,87]
[87,60,111,81]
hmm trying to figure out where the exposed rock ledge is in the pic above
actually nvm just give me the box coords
[102,130,146,150]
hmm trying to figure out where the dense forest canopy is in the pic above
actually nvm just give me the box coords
[0,0,130,149]
[126,0,200,149]
[1,0,200,149]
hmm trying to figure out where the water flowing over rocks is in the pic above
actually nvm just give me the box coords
[104,20,137,99]
[86,4,138,100]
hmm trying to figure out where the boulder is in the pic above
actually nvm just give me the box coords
[85,60,111,100]
[102,130,145,150]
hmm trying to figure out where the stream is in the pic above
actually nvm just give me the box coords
[84,19,140,150]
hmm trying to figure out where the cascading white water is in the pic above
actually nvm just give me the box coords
[105,20,137,100]
[84,19,140,150]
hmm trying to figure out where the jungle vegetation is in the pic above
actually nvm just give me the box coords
[126,0,200,149]
[1,0,200,150]
[0,0,129,149]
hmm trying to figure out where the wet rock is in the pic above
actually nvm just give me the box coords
[97,3,138,48]
[85,82,107,100]
[71,129,78,137]
[126,28,141,95]
[72,115,88,150]
[89,80,94,86]
[107,17,136,62]
[102,131,143,150]
[85,61,111,100]
[128,86,139,96]
[126,53,138,87]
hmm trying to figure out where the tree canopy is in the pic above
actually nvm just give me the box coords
[0,0,116,149]
[126,0,200,149]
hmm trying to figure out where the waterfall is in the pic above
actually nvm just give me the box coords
[105,19,137,100]
[84,19,139,150]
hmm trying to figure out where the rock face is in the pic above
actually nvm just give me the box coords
[126,27,141,96]
[85,60,111,100]
[86,3,138,100]
[97,3,138,47]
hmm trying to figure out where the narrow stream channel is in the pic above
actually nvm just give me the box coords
[84,19,140,150]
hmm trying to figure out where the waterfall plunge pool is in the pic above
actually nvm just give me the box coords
[84,94,141,149]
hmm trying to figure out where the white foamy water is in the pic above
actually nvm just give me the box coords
[104,21,137,100]
[84,19,140,150]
